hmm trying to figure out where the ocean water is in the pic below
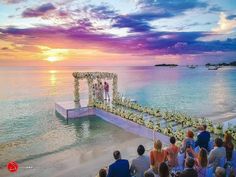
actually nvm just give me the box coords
[0,66,236,167]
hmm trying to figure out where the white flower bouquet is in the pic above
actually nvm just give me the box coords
[137,117,144,125]
[225,128,236,140]
[145,120,154,129]
[176,129,185,141]
[214,123,223,135]
[206,120,214,133]
[154,110,161,117]
[163,127,174,136]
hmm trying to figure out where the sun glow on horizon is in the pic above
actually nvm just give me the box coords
[47,56,59,62]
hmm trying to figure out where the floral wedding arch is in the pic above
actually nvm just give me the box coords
[72,72,118,106]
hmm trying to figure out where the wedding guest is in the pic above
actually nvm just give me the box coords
[98,168,107,177]
[209,138,226,171]
[195,148,208,177]
[166,137,179,168]
[223,133,234,161]
[107,150,131,177]
[150,140,167,173]
[144,168,158,177]
[159,162,170,177]
[195,125,210,151]
[130,145,150,177]
[215,167,226,177]
[179,157,197,177]
[104,81,110,101]
[181,130,195,153]
[144,171,155,177]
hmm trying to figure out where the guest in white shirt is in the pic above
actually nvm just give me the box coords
[130,145,150,177]
[208,138,226,171]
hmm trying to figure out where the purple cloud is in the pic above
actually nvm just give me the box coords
[22,3,56,18]
[1,26,236,56]
[2,0,25,4]
[111,0,207,33]
[112,15,153,32]
[82,4,117,20]
[58,10,68,17]
[76,18,96,32]
[137,0,207,15]
[112,11,172,32]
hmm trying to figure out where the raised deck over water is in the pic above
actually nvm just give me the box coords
[55,101,170,144]
[55,71,236,146]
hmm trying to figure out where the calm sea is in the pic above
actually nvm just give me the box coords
[0,66,236,166]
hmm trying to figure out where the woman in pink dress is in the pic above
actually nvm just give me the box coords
[165,137,179,169]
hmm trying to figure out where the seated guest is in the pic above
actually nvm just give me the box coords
[195,148,208,177]
[223,133,234,161]
[98,168,107,177]
[159,162,169,177]
[145,168,158,177]
[166,137,179,168]
[195,125,210,150]
[208,138,226,171]
[107,150,131,177]
[130,145,150,177]
[215,167,226,177]
[181,130,195,153]
[150,140,167,173]
[144,171,155,177]
[179,157,197,177]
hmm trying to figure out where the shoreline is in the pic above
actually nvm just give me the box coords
[204,107,236,123]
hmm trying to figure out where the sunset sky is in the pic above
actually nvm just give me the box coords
[0,0,236,66]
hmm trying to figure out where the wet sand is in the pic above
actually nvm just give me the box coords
[207,108,236,123]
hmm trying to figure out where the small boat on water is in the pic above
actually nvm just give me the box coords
[208,65,219,70]
[187,65,197,69]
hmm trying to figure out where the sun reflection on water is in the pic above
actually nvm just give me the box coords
[49,70,58,95]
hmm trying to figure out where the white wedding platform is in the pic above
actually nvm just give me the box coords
[55,72,236,144]
[55,100,170,144]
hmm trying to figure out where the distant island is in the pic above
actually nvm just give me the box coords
[154,64,178,67]
[206,61,236,67]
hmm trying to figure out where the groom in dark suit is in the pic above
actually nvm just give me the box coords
[195,124,210,150]
[107,150,131,177]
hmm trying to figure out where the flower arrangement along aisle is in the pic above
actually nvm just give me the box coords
[95,95,236,141]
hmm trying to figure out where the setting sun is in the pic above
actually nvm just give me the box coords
[47,56,58,62]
